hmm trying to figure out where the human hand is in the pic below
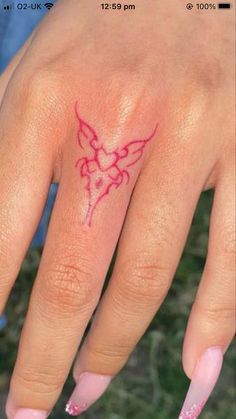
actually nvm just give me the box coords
[0,1,235,418]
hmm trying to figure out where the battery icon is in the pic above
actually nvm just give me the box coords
[218,3,231,8]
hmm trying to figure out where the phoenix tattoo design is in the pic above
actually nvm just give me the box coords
[75,102,158,226]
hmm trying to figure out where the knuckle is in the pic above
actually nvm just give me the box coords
[195,299,235,322]
[13,368,63,396]
[110,56,148,81]
[104,39,148,77]
[115,256,170,305]
[189,52,224,92]
[15,68,67,122]
[86,338,130,364]
[39,259,97,315]
[197,61,223,91]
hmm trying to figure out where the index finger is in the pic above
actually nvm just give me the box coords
[6,103,158,418]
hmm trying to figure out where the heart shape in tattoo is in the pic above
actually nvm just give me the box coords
[96,147,118,171]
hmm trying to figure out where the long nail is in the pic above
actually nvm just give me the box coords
[13,409,48,419]
[65,372,112,416]
[178,346,223,418]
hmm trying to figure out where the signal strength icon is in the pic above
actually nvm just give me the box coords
[44,2,54,10]
[3,3,13,10]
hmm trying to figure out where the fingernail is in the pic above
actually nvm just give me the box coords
[178,346,223,418]
[13,409,48,419]
[65,372,112,416]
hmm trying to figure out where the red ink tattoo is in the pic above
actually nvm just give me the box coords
[75,102,158,226]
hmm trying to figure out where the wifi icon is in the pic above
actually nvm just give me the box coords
[44,2,54,10]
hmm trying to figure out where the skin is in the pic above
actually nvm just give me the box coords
[0,0,235,415]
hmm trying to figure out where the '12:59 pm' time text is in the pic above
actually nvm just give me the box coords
[101,3,136,10]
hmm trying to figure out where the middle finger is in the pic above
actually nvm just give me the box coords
[70,115,215,413]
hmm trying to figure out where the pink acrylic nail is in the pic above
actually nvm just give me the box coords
[65,372,112,416]
[13,409,48,419]
[178,346,223,418]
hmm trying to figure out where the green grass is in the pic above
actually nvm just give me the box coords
[0,190,235,418]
